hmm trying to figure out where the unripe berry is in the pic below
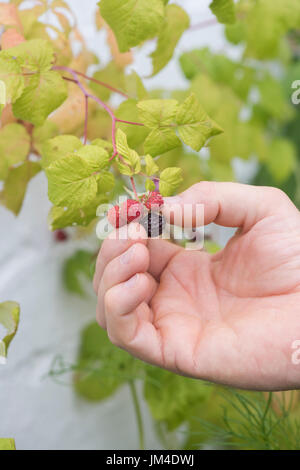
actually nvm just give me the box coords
[120,199,144,224]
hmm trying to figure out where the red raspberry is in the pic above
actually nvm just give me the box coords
[143,191,164,211]
[107,205,124,228]
[54,230,68,242]
[120,199,144,224]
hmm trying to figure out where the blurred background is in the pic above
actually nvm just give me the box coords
[0,0,299,450]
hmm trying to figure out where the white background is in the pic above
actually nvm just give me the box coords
[0,0,238,450]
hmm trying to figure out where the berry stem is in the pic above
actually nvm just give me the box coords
[130,176,139,200]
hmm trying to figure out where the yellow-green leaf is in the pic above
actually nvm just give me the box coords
[99,0,165,52]
[0,124,31,180]
[41,135,83,169]
[159,167,183,196]
[151,5,190,75]
[0,302,20,360]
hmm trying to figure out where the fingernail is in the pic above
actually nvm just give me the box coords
[164,196,182,205]
[125,273,138,287]
[120,245,134,264]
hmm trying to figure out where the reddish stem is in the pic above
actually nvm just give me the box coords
[188,18,218,31]
[53,65,129,98]
[84,95,88,145]
[130,177,139,200]
[116,118,144,127]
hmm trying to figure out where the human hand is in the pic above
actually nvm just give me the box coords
[93,182,300,391]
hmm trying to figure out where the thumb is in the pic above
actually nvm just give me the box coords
[162,181,297,231]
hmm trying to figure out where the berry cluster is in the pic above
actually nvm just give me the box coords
[107,191,166,237]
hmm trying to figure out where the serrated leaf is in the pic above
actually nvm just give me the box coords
[32,121,59,155]
[0,161,41,215]
[144,127,181,157]
[0,123,31,180]
[46,147,108,209]
[0,301,20,360]
[176,94,223,151]
[144,367,211,431]
[144,154,159,176]
[159,167,183,196]
[74,322,140,401]
[6,39,54,72]
[0,52,24,103]
[151,5,190,75]
[49,194,108,230]
[99,0,165,53]
[209,0,236,24]
[41,135,83,169]
[116,99,149,148]
[0,438,16,450]
[137,99,178,128]
[97,170,115,193]
[116,129,141,174]
[124,71,148,100]
[13,71,68,126]
[145,179,156,191]
[91,138,113,154]
[63,250,94,296]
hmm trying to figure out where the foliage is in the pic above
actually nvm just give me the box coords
[0,438,16,450]
[0,302,20,361]
[192,389,300,450]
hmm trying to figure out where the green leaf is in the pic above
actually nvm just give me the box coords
[90,62,124,102]
[151,4,190,75]
[144,367,211,430]
[176,93,223,151]
[49,194,108,230]
[116,129,141,174]
[0,123,30,180]
[0,52,24,103]
[0,161,41,215]
[0,438,16,450]
[63,250,94,296]
[46,146,109,209]
[97,170,115,193]
[145,179,156,191]
[74,322,140,401]
[266,139,296,183]
[209,0,236,24]
[0,301,20,360]
[6,39,54,72]
[159,167,183,196]
[99,0,165,52]
[41,135,83,169]
[116,99,149,148]
[13,71,68,126]
[124,71,148,100]
[91,138,113,154]
[144,154,159,176]
[32,121,59,155]
[137,99,178,128]
[144,127,181,157]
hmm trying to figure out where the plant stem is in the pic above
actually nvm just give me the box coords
[129,380,145,450]
[130,176,139,200]
[53,65,129,98]
[116,118,144,127]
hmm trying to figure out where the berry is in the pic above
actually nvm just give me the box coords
[107,205,124,228]
[140,212,166,238]
[142,191,164,211]
[120,199,144,224]
[54,229,68,242]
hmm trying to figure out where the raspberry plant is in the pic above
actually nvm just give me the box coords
[1,0,300,450]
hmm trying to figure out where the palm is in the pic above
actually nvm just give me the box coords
[150,212,300,389]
